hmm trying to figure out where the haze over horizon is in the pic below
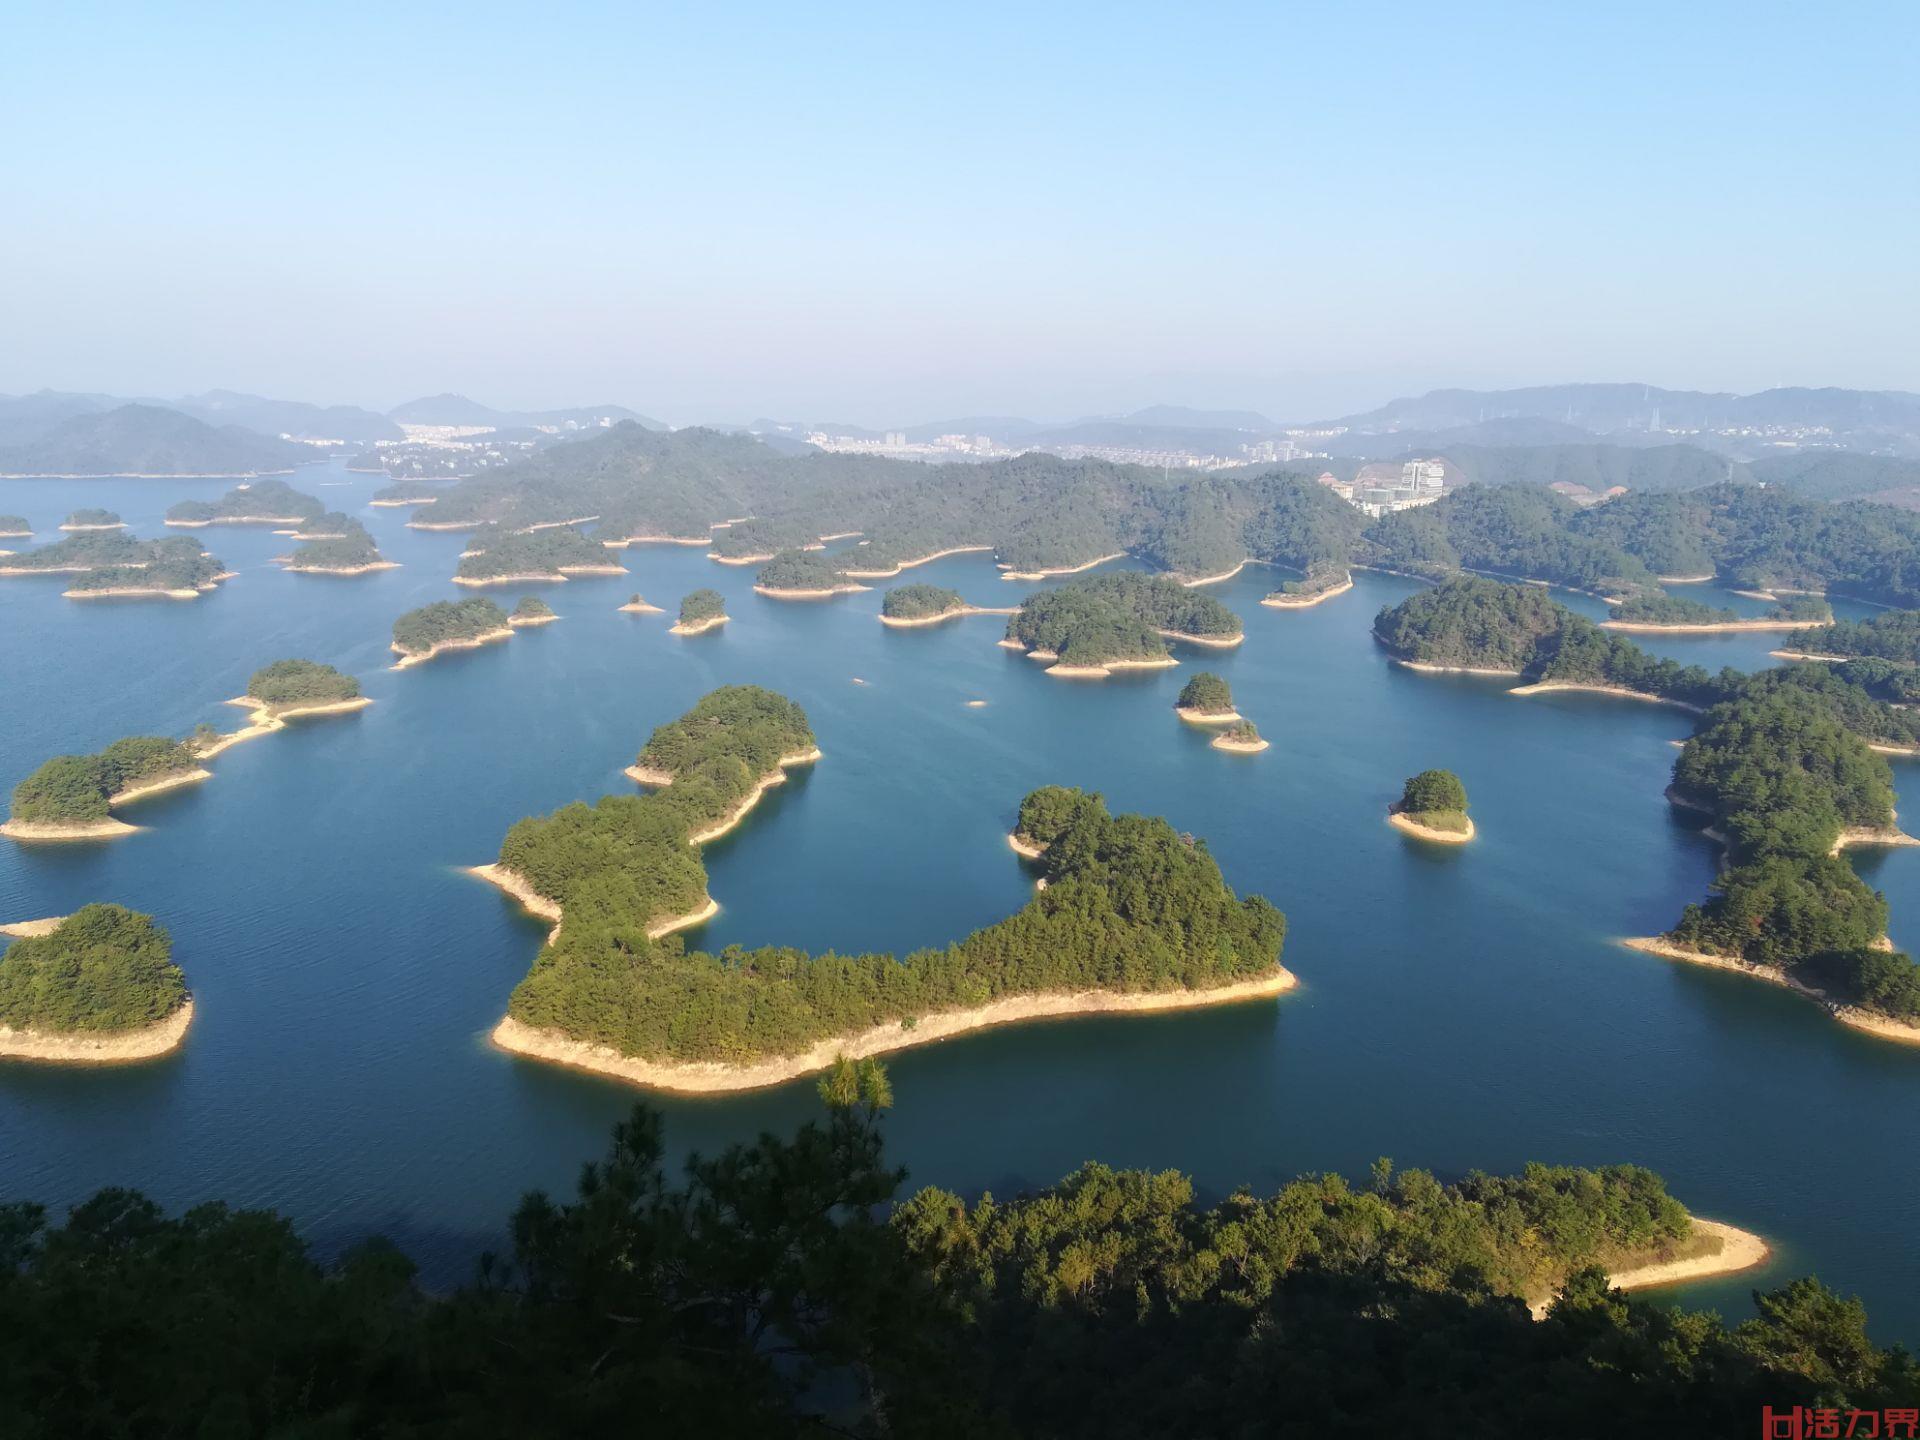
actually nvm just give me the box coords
[4,2,1915,426]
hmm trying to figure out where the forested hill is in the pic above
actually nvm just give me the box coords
[0,404,314,476]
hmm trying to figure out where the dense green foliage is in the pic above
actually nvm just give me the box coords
[511,595,554,620]
[391,598,509,655]
[1834,658,1920,704]
[1610,594,1737,625]
[1796,609,1920,663]
[62,508,121,527]
[1400,768,1469,819]
[0,904,185,1034]
[1,1097,1913,1436]
[455,524,613,580]
[285,533,387,570]
[632,686,815,779]
[0,533,227,597]
[1175,671,1233,713]
[1217,720,1262,746]
[757,549,849,589]
[1271,562,1349,597]
[1361,485,1657,597]
[0,530,147,570]
[0,514,30,534]
[881,583,966,619]
[1372,577,1565,671]
[10,737,202,823]
[1006,573,1240,664]
[164,478,322,523]
[508,784,1286,1062]
[679,588,726,625]
[245,660,361,709]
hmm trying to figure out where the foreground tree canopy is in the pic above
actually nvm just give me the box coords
[0,903,186,1034]
[10,736,202,824]
[0,1092,1913,1436]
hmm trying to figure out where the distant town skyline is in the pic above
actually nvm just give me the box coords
[4,3,1915,426]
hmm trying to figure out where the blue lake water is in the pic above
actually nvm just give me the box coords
[3,460,1917,1337]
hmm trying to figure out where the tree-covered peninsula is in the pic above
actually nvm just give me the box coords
[754,548,865,596]
[454,524,624,584]
[6,736,206,838]
[165,478,323,526]
[0,531,232,598]
[1391,768,1473,841]
[880,583,967,621]
[1609,594,1739,625]
[1262,562,1353,608]
[390,597,512,666]
[3,1089,1906,1435]
[500,780,1286,1080]
[1606,592,1831,631]
[61,507,124,529]
[1174,671,1237,721]
[243,660,363,714]
[0,904,188,1055]
[672,588,728,634]
[1789,608,1920,663]
[1005,573,1241,674]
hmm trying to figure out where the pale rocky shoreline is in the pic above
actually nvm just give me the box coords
[391,628,514,669]
[1262,575,1354,609]
[0,1000,194,1065]
[998,550,1126,581]
[878,604,1017,628]
[1387,808,1474,844]
[1620,936,1920,1047]
[668,613,729,636]
[1526,1218,1771,1319]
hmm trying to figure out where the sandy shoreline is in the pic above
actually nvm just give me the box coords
[1620,936,1920,1047]
[368,495,436,507]
[619,599,665,613]
[453,565,626,587]
[624,748,823,845]
[200,696,373,757]
[1769,649,1849,663]
[1006,832,1047,859]
[391,627,513,669]
[489,967,1298,1094]
[1600,618,1830,634]
[1175,706,1241,725]
[1047,655,1179,678]
[879,604,1017,628]
[1388,809,1474,844]
[668,614,729,636]
[165,514,309,528]
[710,551,774,566]
[1655,573,1718,584]
[0,1000,193,1065]
[1177,560,1248,587]
[999,550,1126,581]
[283,560,400,576]
[842,544,994,579]
[508,612,559,628]
[58,522,128,532]
[109,768,215,807]
[753,582,873,599]
[1,817,138,841]
[1211,734,1269,753]
[1393,657,1524,677]
[1159,628,1244,649]
[64,584,215,600]
[605,534,709,548]
[1262,575,1355,609]
[1526,1218,1770,1318]
[1508,681,1701,712]
[0,916,69,938]
[468,864,566,942]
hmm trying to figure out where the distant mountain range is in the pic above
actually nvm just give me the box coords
[0,404,317,476]
[385,394,665,431]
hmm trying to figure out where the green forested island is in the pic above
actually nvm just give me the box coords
[510,595,556,625]
[1609,594,1739,625]
[9,736,204,828]
[1791,609,1920,663]
[391,598,511,661]
[674,588,727,632]
[0,530,149,571]
[0,904,187,1035]
[1392,768,1473,837]
[455,524,622,583]
[1005,573,1241,670]
[1211,719,1266,752]
[1175,671,1236,718]
[244,660,362,712]
[755,548,860,593]
[0,531,230,597]
[4,1091,1905,1434]
[0,514,30,536]
[62,507,122,529]
[165,478,323,525]
[880,583,968,620]
[503,779,1286,1068]
[282,529,392,573]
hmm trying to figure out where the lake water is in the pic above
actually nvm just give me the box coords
[3,459,1917,1338]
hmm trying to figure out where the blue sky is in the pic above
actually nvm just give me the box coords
[2,1,1915,424]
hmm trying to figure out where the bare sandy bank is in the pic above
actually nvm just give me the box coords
[407,518,482,532]
[1,817,138,841]
[1769,649,1848,663]
[282,560,401,576]
[58,522,128,532]
[0,1000,193,1065]
[878,604,1018,628]
[668,614,729,636]
[604,534,708,548]
[1508,681,1701,712]
[468,863,565,942]
[0,528,33,539]
[817,530,862,542]
[508,612,559,628]
[1007,832,1047,859]
[710,551,774,566]
[1656,573,1718,585]
[204,697,373,756]
[1730,588,1778,602]
[619,598,665,613]
[489,968,1298,1094]
[842,544,994,579]
[1211,734,1270,754]
[64,585,206,600]
[1159,628,1245,649]
[452,565,626,587]
[999,550,1126,582]
[165,514,308,528]
[1870,742,1920,758]
[0,561,149,576]
[1620,936,1920,1047]
[1526,1219,1770,1319]
[1047,655,1180,679]
[1262,576,1355,609]
[275,528,350,539]
[0,916,68,938]
[1388,809,1474,844]
[369,496,435,507]
[753,583,873,600]
[1600,618,1830,634]
[110,768,215,807]
[517,516,601,533]
[1175,706,1242,725]
[623,749,823,845]
[1829,825,1920,856]
[390,627,513,670]
[1177,560,1248,587]
[1393,658,1524,677]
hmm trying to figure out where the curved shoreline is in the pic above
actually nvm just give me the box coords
[1507,681,1701,712]
[0,1000,193,1065]
[1211,734,1269,754]
[508,612,559,628]
[1655,573,1718,584]
[998,550,1126,582]
[841,544,995,579]
[1046,655,1179,679]
[710,551,774,566]
[1600,618,1831,634]
[1006,831,1047,859]
[1261,575,1355,609]
[879,604,1018,627]
[604,534,709,548]
[1526,1218,1770,1318]
[1769,649,1849,663]
[1176,560,1248,587]
[668,614,729,636]
[618,599,665,613]
[58,522,128,532]
[1159,628,1244,649]
[1,817,138,841]
[622,748,823,846]
[390,627,513,670]
[282,560,400,576]
[1174,706,1241,725]
[201,696,373,757]
[489,967,1298,1094]
[0,915,69,938]
[1388,809,1474,844]
[64,584,212,601]
[109,768,216,807]
[753,582,873,599]
[1620,936,1920,1047]
[1393,657,1524,677]
[453,565,626,587]
[165,514,310,528]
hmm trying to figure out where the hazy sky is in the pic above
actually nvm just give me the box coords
[3,2,1915,426]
